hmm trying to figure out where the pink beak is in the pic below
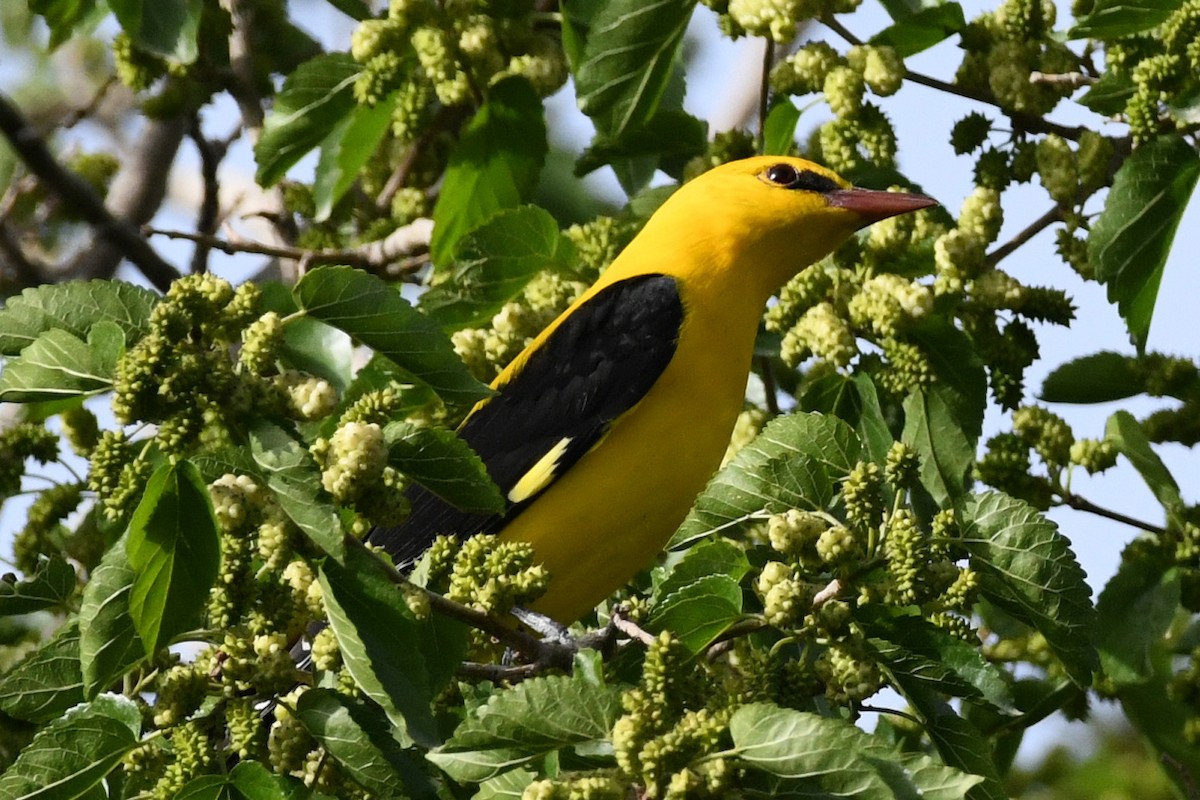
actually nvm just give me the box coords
[827,188,939,225]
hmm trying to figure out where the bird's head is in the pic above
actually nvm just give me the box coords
[623,155,937,308]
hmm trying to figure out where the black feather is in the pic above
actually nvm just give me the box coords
[366,274,684,567]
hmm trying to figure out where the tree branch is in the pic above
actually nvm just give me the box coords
[0,91,182,291]
[985,205,1063,268]
[144,218,434,276]
[1059,492,1168,536]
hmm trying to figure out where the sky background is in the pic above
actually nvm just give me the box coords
[2,0,1198,764]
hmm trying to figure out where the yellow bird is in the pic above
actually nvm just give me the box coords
[368,156,936,623]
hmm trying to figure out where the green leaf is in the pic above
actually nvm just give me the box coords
[125,460,220,655]
[108,0,202,61]
[866,615,1015,711]
[672,412,862,549]
[1040,351,1144,403]
[255,54,361,187]
[920,703,1008,800]
[0,620,85,723]
[295,689,437,799]
[871,3,965,56]
[294,265,491,406]
[430,77,547,266]
[420,206,573,330]
[384,421,505,514]
[910,319,987,440]
[1069,0,1184,37]
[30,0,99,49]
[175,775,231,800]
[575,110,707,176]
[227,760,302,800]
[319,544,441,747]
[428,669,621,783]
[0,556,76,616]
[1116,653,1200,797]
[79,538,146,698]
[280,317,355,395]
[958,492,1097,686]
[653,539,750,604]
[646,573,742,653]
[249,421,346,561]
[1106,410,1184,521]
[573,0,698,137]
[0,279,155,357]
[730,702,984,799]
[474,769,537,800]
[0,693,141,800]
[314,91,398,221]
[1078,71,1136,115]
[763,101,802,156]
[1090,134,1200,352]
[902,385,975,506]
[0,328,117,402]
[1095,559,1179,686]
[853,374,895,466]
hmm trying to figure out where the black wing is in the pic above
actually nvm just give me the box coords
[366,274,684,567]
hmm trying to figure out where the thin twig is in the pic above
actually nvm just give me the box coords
[1059,492,1167,536]
[985,205,1062,268]
[0,91,182,291]
[187,117,232,274]
[456,661,545,682]
[1029,71,1097,88]
[144,218,434,275]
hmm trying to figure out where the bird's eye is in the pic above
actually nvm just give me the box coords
[761,164,841,193]
[764,164,801,187]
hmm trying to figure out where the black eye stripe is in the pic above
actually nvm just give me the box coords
[763,164,840,193]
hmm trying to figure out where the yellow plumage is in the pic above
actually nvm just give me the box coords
[371,156,934,623]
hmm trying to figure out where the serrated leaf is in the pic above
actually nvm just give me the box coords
[958,492,1097,686]
[108,0,202,61]
[428,670,621,783]
[0,328,116,402]
[0,620,85,722]
[0,555,76,615]
[1040,351,1144,403]
[1106,410,1184,521]
[920,702,1008,800]
[314,91,398,221]
[1078,70,1136,115]
[910,319,987,439]
[255,53,360,187]
[385,421,505,514]
[430,77,547,265]
[902,385,975,505]
[125,460,220,655]
[853,374,895,465]
[227,760,301,800]
[730,703,984,799]
[249,421,346,561]
[319,545,439,747]
[295,689,437,799]
[0,279,155,357]
[474,768,537,799]
[279,316,355,394]
[575,110,707,176]
[871,3,965,56]
[1095,559,1179,686]
[1116,653,1200,797]
[653,539,750,604]
[1069,0,1184,37]
[294,265,491,406]
[79,538,146,697]
[574,0,698,137]
[866,615,1015,711]
[1090,134,1200,352]
[0,694,141,800]
[671,413,862,549]
[646,573,742,653]
[420,206,572,330]
[763,101,802,156]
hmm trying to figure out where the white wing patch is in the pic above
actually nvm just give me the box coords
[507,437,573,504]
